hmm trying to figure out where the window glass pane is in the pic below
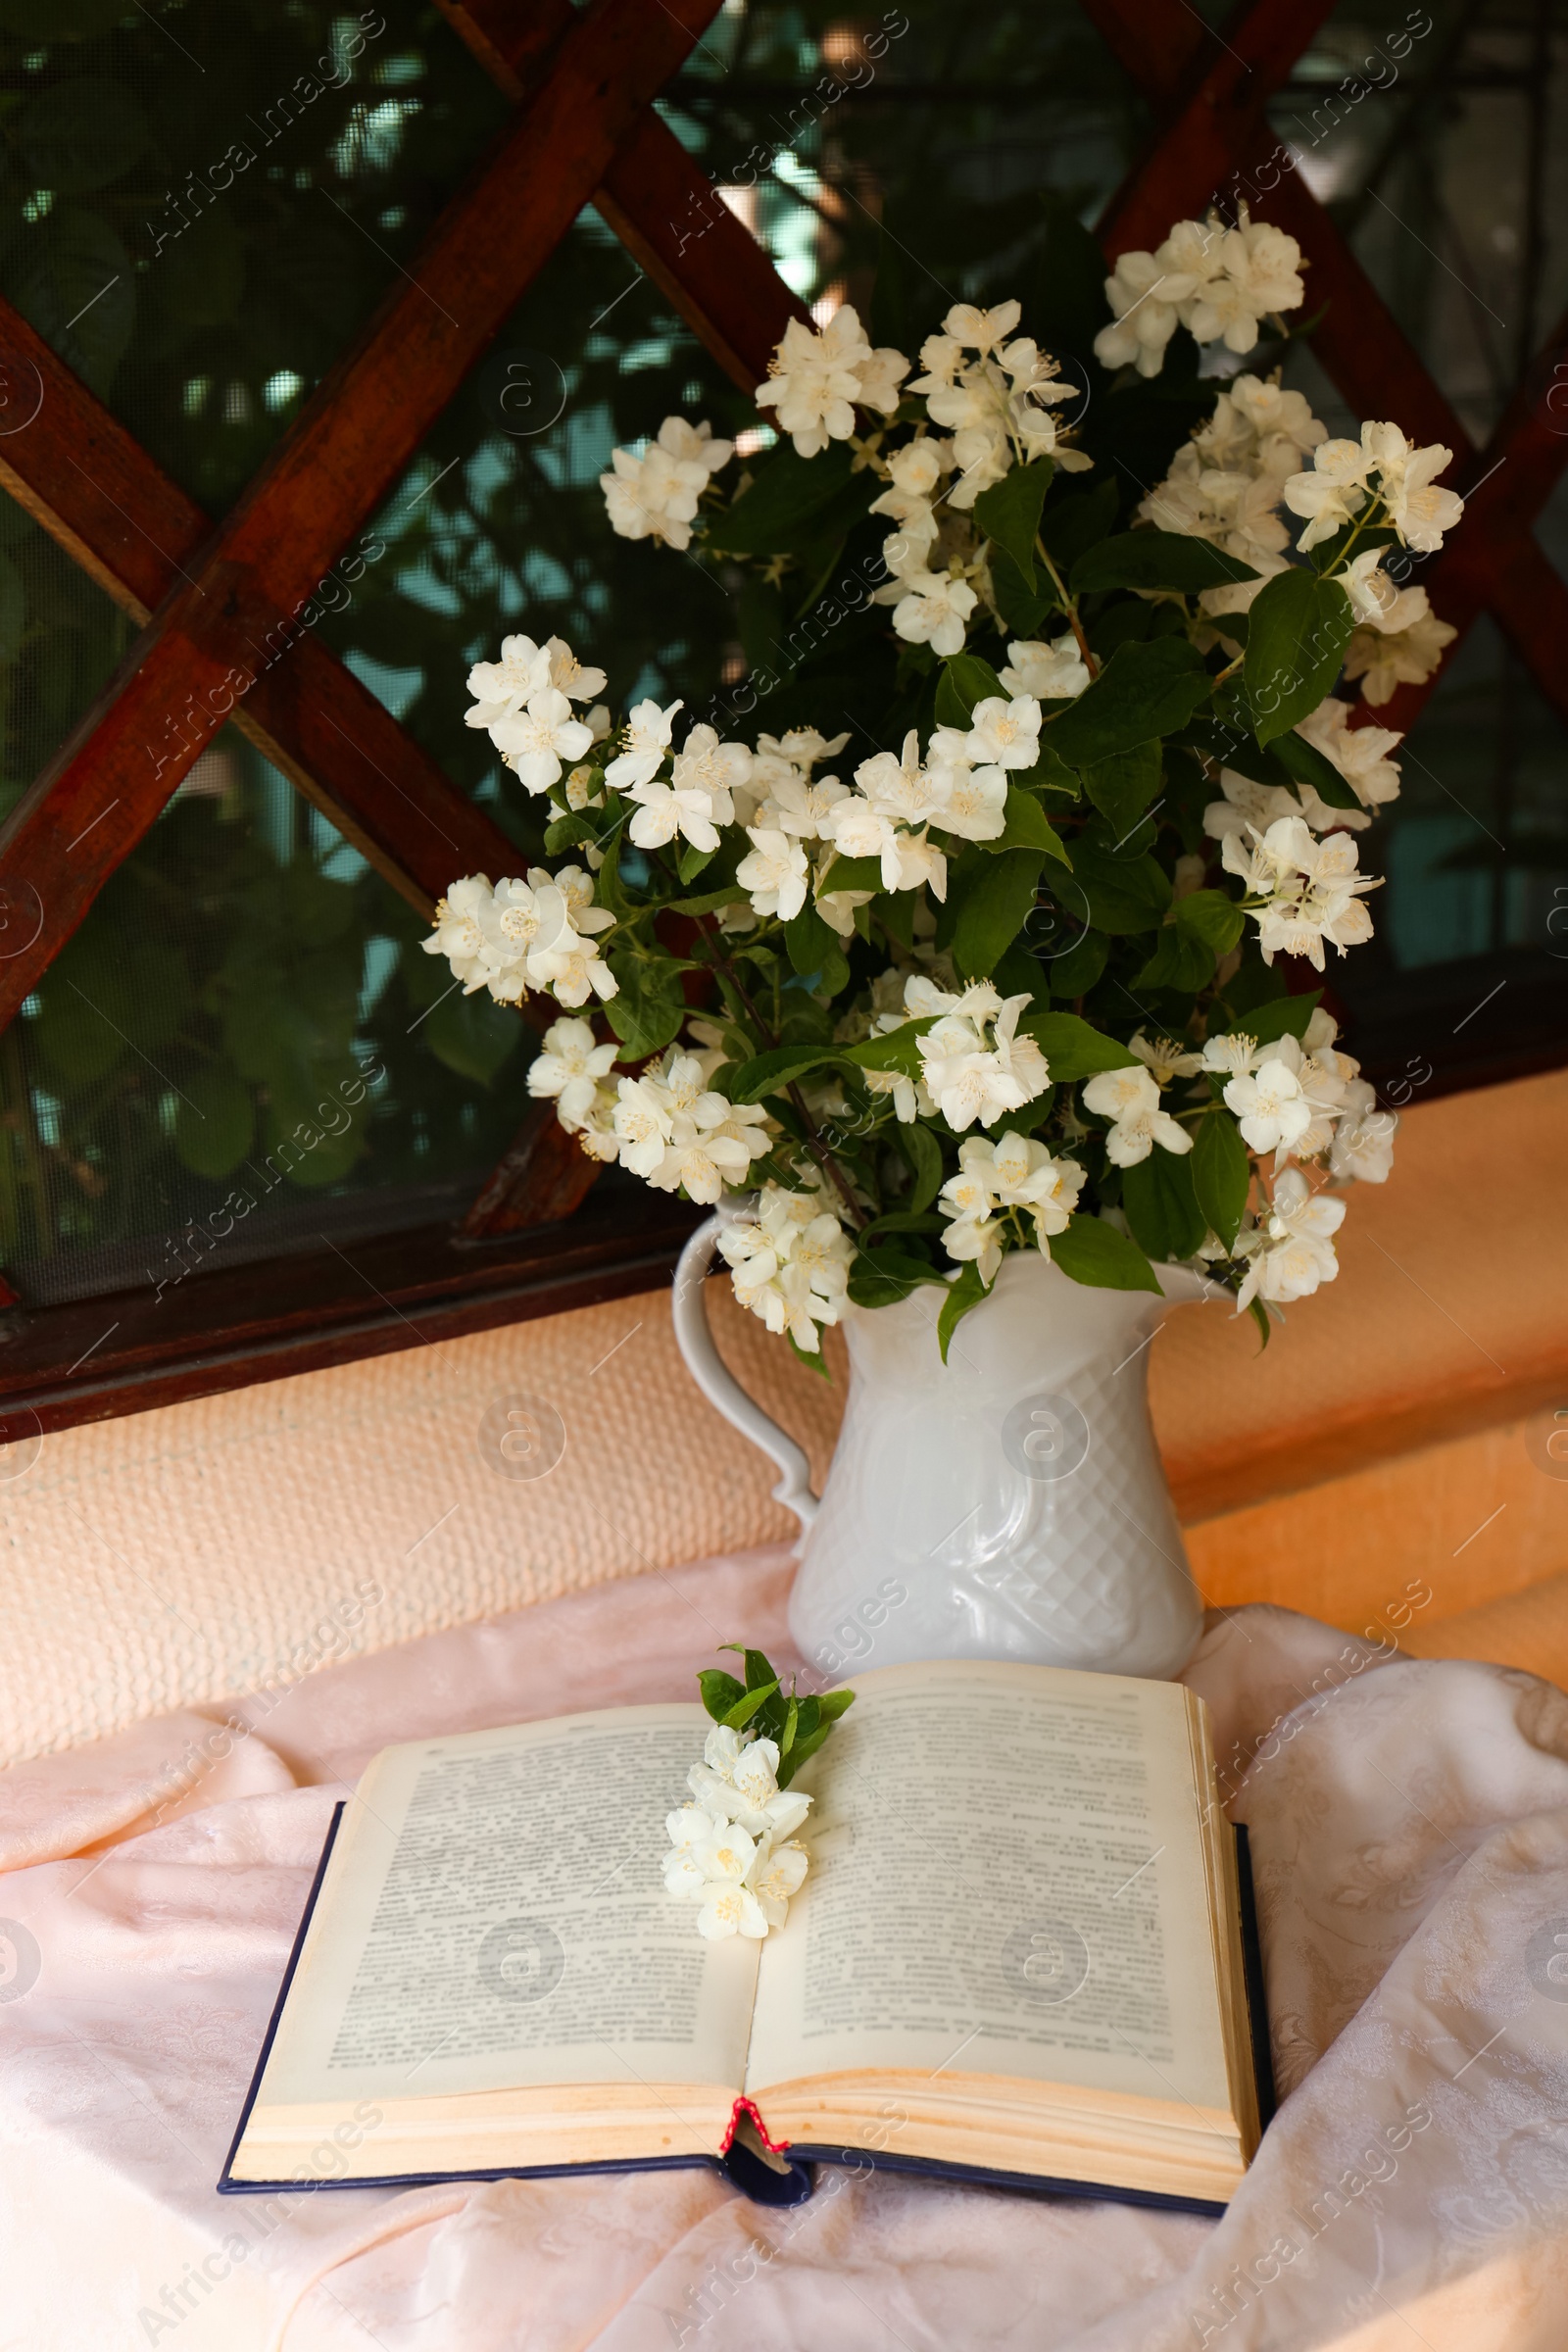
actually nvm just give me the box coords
[2,694,533,1307]
[0,0,509,510]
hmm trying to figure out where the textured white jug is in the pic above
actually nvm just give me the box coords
[673,1206,1211,1682]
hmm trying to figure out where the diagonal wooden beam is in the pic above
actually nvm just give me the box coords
[1082,0,1568,738]
[438,0,810,390]
[1096,0,1340,255]
[0,300,521,915]
[0,0,725,1033]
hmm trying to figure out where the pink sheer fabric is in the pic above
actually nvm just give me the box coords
[5,1547,1568,2350]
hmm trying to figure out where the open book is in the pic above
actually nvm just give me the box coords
[221,1661,1270,2212]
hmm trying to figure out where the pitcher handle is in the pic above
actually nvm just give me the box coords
[672,1208,819,1535]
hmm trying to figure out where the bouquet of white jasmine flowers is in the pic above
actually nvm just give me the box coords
[662,1645,855,1941]
[426,199,1461,1356]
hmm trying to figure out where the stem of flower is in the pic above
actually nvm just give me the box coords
[1034,537,1100,678]
[692,914,867,1230]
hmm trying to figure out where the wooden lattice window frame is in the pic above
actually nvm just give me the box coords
[0,0,1565,1439]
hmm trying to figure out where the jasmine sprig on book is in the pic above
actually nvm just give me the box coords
[663,1645,856,1941]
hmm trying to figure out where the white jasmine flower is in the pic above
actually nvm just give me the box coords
[965,694,1042,769]
[756,305,874,458]
[544,637,608,703]
[933,760,1008,842]
[1329,1078,1397,1183]
[599,420,715,550]
[765,769,850,841]
[1082,1063,1194,1166]
[1343,583,1456,706]
[1222,1055,1313,1153]
[465,635,550,730]
[605,698,683,793]
[890,570,979,658]
[1361,422,1464,553]
[1235,1167,1346,1308]
[1129,1032,1204,1087]
[856,730,947,829]
[526,1016,618,1127]
[1202,760,1370,845]
[1184,217,1303,351]
[1094,246,1196,377]
[672,722,753,810]
[940,1209,1006,1281]
[1282,437,1372,551]
[736,827,809,921]
[1222,813,1380,969]
[999,635,1091,701]
[747,1838,808,1930]
[944,299,1023,354]
[1200,1031,1263,1078]
[918,994,1047,1131]
[885,437,946,498]
[1294,698,1402,811]
[422,874,493,992]
[854,340,911,416]
[613,1073,676,1177]
[717,1181,855,1352]
[492,685,596,795]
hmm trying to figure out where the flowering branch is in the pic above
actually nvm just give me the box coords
[420,197,1463,1359]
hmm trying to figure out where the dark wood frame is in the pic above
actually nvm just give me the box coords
[1,0,1565,1433]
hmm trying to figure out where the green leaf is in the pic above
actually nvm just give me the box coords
[938,1263,992,1362]
[173,1065,254,1181]
[604,953,687,1059]
[902,1119,944,1213]
[1081,741,1161,840]
[780,1694,799,1755]
[1067,840,1173,934]
[994,784,1071,862]
[934,653,1006,729]
[1248,1296,1274,1350]
[1269,724,1362,810]
[1015,742,1081,798]
[782,903,851,998]
[1048,927,1108,998]
[991,546,1054,636]
[1039,478,1118,570]
[1227,990,1322,1047]
[1192,1111,1251,1250]
[1243,568,1355,746]
[1135,926,1214,993]
[722,1678,781,1730]
[778,1721,834,1784]
[1047,638,1212,767]
[841,1017,938,1078]
[816,1688,857,1721]
[1122,1147,1205,1263]
[677,840,716,884]
[728,1043,839,1102]
[424,986,523,1086]
[7,205,133,395]
[973,460,1054,591]
[1020,1011,1135,1082]
[1173,889,1247,954]
[1071,531,1258,597]
[697,1669,746,1722]
[815,854,885,897]
[706,438,871,556]
[16,74,149,192]
[953,848,1046,981]
[1050,1214,1161,1294]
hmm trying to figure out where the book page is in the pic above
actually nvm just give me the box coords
[255,1704,758,2108]
[746,1662,1233,2116]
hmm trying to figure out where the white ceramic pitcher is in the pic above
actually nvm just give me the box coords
[673,1205,1212,1682]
